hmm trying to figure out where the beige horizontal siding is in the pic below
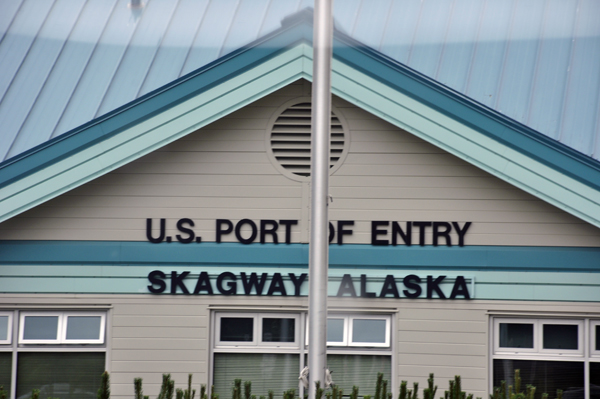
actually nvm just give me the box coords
[398,330,486,346]
[110,360,206,373]
[398,319,487,333]
[111,337,205,350]
[396,342,485,356]
[112,315,208,327]
[329,176,510,188]
[1,294,600,399]
[0,80,598,246]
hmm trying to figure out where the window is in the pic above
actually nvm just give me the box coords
[0,312,12,344]
[492,317,598,399]
[215,313,299,348]
[0,352,10,394]
[349,316,390,347]
[591,320,600,356]
[213,313,302,398]
[16,352,105,399]
[0,310,107,399]
[19,312,105,344]
[494,318,583,355]
[212,312,392,399]
[310,315,391,347]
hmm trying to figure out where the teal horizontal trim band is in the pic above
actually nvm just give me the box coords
[1,241,599,272]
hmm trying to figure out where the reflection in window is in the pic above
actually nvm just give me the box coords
[220,317,253,341]
[214,353,299,398]
[543,324,578,350]
[327,355,391,395]
[352,319,386,344]
[262,318,295,342]
[0,352,11,393]
[327,318,344,343]
[590,362,600,399]
[17,352,105,399]
[499,323,534,348]
[493,359,584,399]
[0,316,9,341]
[66,316,102,341]
[23,316,59,341]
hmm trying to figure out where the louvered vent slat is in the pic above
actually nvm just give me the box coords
[269,102,347,178]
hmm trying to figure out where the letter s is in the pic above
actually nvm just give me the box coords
[148,270,167,293]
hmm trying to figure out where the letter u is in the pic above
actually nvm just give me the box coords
[146,218,166,243]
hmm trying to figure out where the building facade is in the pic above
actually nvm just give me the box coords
[0,11,599,399]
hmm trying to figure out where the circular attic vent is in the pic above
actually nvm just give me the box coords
[268,101,348,180]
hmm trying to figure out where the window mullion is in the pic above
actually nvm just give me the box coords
[10,310,18,399]
[584,319,589,399]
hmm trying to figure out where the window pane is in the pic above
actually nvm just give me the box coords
[499,323,534,348]
[262,318,295,342]
[352,319,386,344]
[0,352,11,394]
[327,355,391,395]
[213,353,299,398]
[591,363,600,399]
[220,318,253,341]
[17,352,105,399]
[23,316,58,340]
[493,359,583,399]
[0,316,8,341]
[66,316,102,341]
[327,318,344,343]
[543,324,578,350]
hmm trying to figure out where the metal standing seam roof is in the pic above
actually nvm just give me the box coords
[0,0,599,163]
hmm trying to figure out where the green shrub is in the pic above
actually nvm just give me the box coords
[491,369,565,399]
[98,371,110,399]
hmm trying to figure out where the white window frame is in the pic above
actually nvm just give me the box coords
[493,318,583,357]
[19,312,62,344]
[215,312,300,349]
[491,317,600,399]
[348,315,391,348]
[215,313,258,347]
[212,310,393,399]
[325,316,348,346]
[19,312,106,345]
[590,320,600,357]
[258,313,300,348]
[307,314,391,348]
[493,318,537,355]
[539,319,583,356]
[62,313,106,344]
[0,312,13,344]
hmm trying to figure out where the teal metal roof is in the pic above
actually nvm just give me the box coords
[0,0,599,163]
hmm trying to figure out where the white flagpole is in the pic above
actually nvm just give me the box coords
[308,0,333,398]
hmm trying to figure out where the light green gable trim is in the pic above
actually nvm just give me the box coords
[0,44,313,223]
[329,61,600,228]
[1,265,599,301]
